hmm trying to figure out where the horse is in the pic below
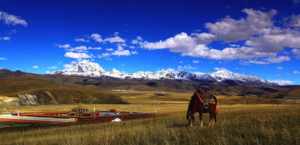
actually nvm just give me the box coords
[186,88,218,127]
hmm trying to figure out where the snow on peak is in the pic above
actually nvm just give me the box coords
[130,71,159,79]
[59,60,105,77]
[56,61,289,85]
[127,69,186,80]
[211,68,261,82]
[104,68,128,79]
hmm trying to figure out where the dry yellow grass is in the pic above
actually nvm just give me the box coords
[0,90,299,145]
[2,102,295,115]
[0,104,299,145]
[2,90,293,114]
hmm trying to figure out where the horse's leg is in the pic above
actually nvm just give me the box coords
[199,112,203,127]
[209,112,217,127]
[208,112,212,127]
[188,113,195,127]
[209,104,217,127]
[188,116,192,127]
[213,112,217,125]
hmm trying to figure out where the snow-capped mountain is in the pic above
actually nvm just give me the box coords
[104,68,129,79]
[128,69,180,80]
[56,60,284,85]
[57,60,105,77]
[211,68,263,82]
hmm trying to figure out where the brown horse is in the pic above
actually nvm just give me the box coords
[186,88,218,127]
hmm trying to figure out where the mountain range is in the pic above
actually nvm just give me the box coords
[0,61,299,105]
[54,60,287,86]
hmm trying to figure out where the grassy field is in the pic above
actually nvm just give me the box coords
[0,90,299,145]
[1,90,289,113]
[0,103,299,145]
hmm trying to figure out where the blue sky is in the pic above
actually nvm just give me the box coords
[0,0,300,84]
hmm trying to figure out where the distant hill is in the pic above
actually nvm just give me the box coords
[0,69,299,105]
[0,69,127,105]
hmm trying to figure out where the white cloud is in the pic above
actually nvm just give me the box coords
[111,46,131,56]
[58,44,101,52]
[99,45,136,57]
[0,57,7,60]
[106,48,114,51]
[189,46,260,60]
[206,8,276,42]
[59,32,140,61]
[90,33,103,43]
[98,52,111,58]
[64,52,91,59]
[112,49,130,56]
[266,55,290,63]
[143,32,197,50]
[205,8,300,63]
[131,51,138,55]
[143,34,290,64]
[130,36,144,49]
[32,65,39,69]
[141,8,300,64]
[143,33,277,61]
[57,11,300,64]
[131,36,143,45]
[192,32,216,44]
[248,55,290,64]
[69,45,101,52]
[205,8,300,59]
[90,33,126,44]
[246,31,300,51]
[0,12,27,41]
[0,36,11,41]
[104,35,126,43]
[0,11,28,27]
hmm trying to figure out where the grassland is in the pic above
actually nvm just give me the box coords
[1,90,289,113]
[0,89,299,145]
[0,104,299,145]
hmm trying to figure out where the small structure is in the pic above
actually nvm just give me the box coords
[0,107,155,128]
